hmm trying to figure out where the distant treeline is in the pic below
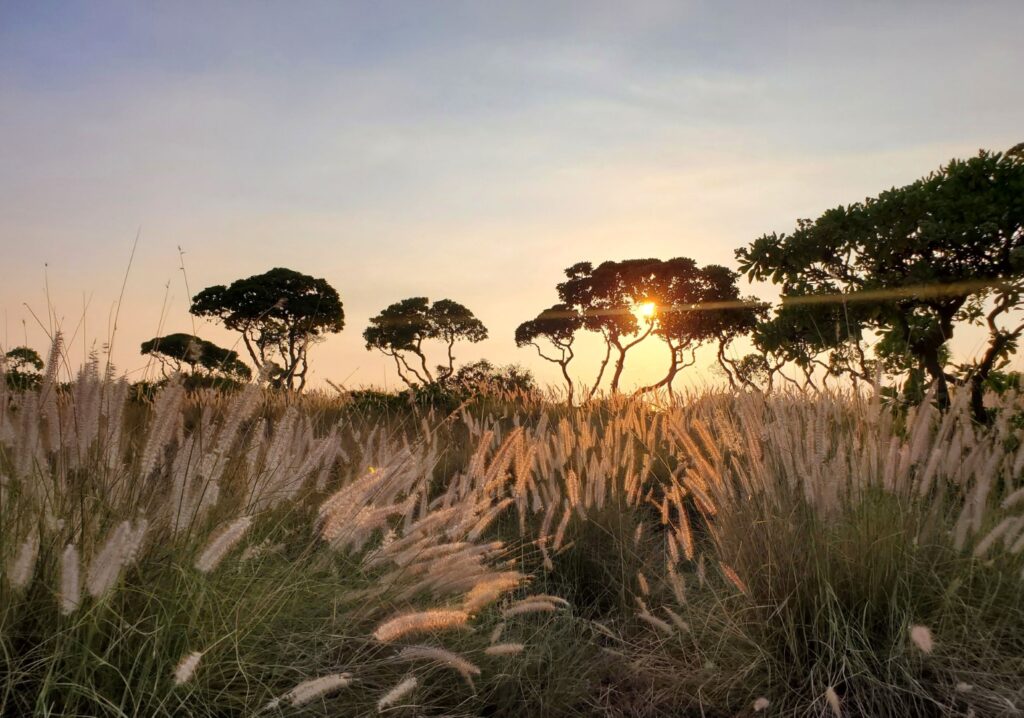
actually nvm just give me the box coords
[4,143,1023,422]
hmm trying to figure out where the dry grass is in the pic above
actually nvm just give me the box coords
[1,339,1022,716]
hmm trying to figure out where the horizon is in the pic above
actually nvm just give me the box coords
[2,2,1023,390]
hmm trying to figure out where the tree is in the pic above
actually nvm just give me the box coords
[737,145,1024,421]
[747,300,871,391]
[515,303,583,403]
[140,333,252,382]
[556,260,663,393]
[638,261,766,394]
[3,346,44,391]
[445,360,536,396]
[190,268,344,390]
[363,297,488,389]
[428,299,489,380]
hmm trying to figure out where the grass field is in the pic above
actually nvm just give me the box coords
[2,350,1024,716]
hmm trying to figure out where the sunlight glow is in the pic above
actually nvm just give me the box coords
[638,301,657,318]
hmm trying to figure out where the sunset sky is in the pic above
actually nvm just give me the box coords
[2,1,1022,390]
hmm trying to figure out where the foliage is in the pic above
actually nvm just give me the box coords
[515,304,583,402]
[190,267,344,390]
[363,297,488,389]
[556,259,661,393]
[737,144,1024,420]
[2,346,44,391]
[639,260,765,394]
[535,259,763,397]
[443,359,536,396]
[140,333,252,381]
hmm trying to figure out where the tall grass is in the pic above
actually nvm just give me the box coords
[1,340,1022,716]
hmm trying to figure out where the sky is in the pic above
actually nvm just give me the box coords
[1,1,1022,391]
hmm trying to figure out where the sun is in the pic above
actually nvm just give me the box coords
[638,301,657,318]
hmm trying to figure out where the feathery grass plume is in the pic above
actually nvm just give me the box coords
[666,532,681,564]
[537,499,558,570]
[677,502,695,560]
[172,651,203,686]
[58,543,80,615]
[284,673,352,706]
[551,500,572,552]
[909,624,934,654]
[972,516,1018,558]
[719,562,747,594]
[753,697,770,712]
[502,600,557,618]
[466,498,514,541]
[239,539,283,562]
[1002,486,1024,510]
[518,593,569,607]
[489,622,505,644]
[663,606,690,633]
[565,469,581,507]
[956,682,973,693]
[636,570,650,596]
[372,609,470,642]
[195,516,253,573]
[138,380,186,477]
[825,686,842,717]
[39,333,63,451]
[377,675,417,712]
[396,646,480,687]
[638,610,673,635]
[463,572,524,612]
[484,642,525,656]
[666,560,687,604]
[7,532,39,591]
[1011,528,1024,554]
[86,520,148,598]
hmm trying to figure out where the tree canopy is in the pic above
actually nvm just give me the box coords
[543,258,761,396]
[515,303,583,402]
[363,297,488,388]
[3,346,44,391]
[140,333,252,382]
[190,267,343,390]
[737,144,1024,419]
[445,359,536,396]
[640,261,766,394]
[556,259,662,392]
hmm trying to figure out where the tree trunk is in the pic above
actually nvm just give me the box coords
[716,341,737,390]
[609,340,627,393]
[561,361,574,405]
[390,352,417,390]
[969,329,1019,424]
[609,322,656,393]
[921,345,950,411]
[588,338,612,400]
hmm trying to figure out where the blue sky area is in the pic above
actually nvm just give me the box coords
[1,1,1022,388]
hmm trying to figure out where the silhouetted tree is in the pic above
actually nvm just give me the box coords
[556,260,662,393]
[747,301,871,391]
[445,359,536,396]
[364,297,487,389]
[190,267,343,390]
[140,333,252,382]
[637,261,765,394]
[3,346,44,391]
[515,303,583,402]
[428,299,489,380]
[738,145,1024,421]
